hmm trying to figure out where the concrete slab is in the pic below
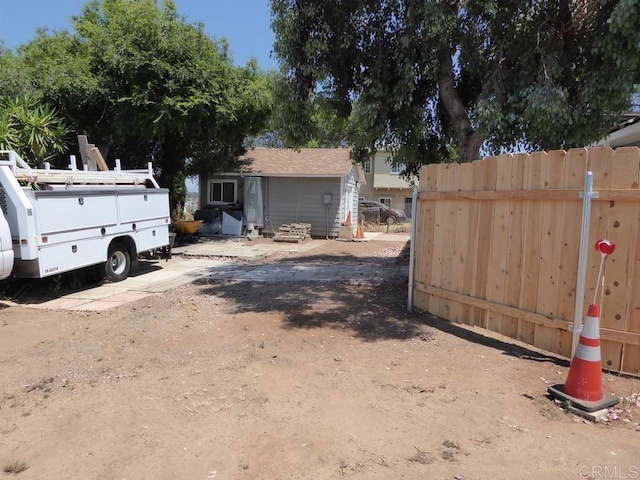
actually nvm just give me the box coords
[174,238,331,259]
[28,297,95,310]
[19,235,410,311]
[366,232,410,242]
[141,273,210,293]
[64,284,129,300]
[70,291,152,311]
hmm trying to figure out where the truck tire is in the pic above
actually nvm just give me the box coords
[105,243,131,282]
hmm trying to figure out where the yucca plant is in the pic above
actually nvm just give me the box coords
[0,111,19,150]
[0,95,71,166]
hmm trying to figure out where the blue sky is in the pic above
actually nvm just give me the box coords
[0,1,277,192]
[0,0,277,71]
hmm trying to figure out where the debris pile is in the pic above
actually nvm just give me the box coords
[273,223,311,243]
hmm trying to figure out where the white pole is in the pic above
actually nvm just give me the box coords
[407,185,418,312]
[572,171,597,360]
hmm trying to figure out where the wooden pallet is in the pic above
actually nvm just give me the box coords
[273,223,311,242]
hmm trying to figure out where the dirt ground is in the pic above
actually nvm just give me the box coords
[0,236,639,480]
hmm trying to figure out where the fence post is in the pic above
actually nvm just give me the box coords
[572,171,598,359]
[408,185,419,311]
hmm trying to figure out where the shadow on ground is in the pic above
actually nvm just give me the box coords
[418,314,570,367]
[240,240,411,266]
[0,261,164,305]
[197,277,418,341]
[197,275,568,368]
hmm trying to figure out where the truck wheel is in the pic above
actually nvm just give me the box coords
[105,243,131,282]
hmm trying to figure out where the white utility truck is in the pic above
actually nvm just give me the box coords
[0,150,171,282]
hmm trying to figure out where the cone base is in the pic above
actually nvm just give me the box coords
[548,384,619,412]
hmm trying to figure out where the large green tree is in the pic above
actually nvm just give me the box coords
[271,1,640,172]
[262,72,351,148]
[0,44,32,98]
[8,0,271,213]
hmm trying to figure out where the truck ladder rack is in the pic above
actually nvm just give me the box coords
[0,150,159,188]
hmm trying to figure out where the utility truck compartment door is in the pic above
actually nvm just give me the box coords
[119,190,169,223]
[35,191,118,233]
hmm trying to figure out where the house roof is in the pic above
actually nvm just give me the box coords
[237,148,354,177]
[594,112,640,148]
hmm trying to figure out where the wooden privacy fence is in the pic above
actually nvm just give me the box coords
[412,146,640,375]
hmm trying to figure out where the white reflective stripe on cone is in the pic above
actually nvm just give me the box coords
[575,344,601,362]
[581,316,600,340]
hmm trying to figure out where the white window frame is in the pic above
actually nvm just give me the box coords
[208,179,237,205]
[379,197,392,208]
[363,159,372,174]
[389,163,405,175]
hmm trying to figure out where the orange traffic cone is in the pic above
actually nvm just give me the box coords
[345,211,352,226]
[548,303,618,412]
[356,224,365,239]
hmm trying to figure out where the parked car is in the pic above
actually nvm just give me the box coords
[358,200,407,224]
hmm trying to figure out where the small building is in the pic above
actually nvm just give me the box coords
[197,148,362,238]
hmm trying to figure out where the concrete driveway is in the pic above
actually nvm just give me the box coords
[24,232,409,311]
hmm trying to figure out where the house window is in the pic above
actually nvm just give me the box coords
[208,179,237,205]
[389,163,405,175]
[404,197,413,219]
[363,159,372,174]
[379,197,392,208]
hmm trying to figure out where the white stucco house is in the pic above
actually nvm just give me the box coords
[357,151,416,218]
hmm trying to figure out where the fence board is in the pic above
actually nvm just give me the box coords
[487,155,512,333]
[450,163,473,323]
[419,189,640,201]
[429,164,450,318]
[556,149,588,325]
[534,150,567,353]
[463,161,483,324]
[586,148,618,369]
[473,156,497,328]
[518,151,545,344]
[625,190,640,375]
[624,150,640,374]
[585,148,613,305]
[438,164,458,320]
[417,164,439,311]
[610,148,640,373]
[502,153,526,339]
[551,150,585,356]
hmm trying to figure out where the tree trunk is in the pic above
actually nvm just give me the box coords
[437,48,485,164]
[158,138,187,220]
